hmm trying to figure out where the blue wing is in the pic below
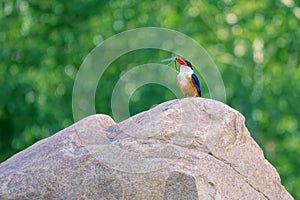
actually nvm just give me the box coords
[191,73,202,97]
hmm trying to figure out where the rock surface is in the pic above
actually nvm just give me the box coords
[0,98,293,200]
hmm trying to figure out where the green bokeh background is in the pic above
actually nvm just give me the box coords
[0,0,299,198]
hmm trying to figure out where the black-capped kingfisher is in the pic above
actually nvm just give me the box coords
[176,58,202,97]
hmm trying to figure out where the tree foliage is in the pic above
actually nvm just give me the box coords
[1,0,299,198]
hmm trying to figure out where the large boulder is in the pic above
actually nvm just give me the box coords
[0,98,293,199]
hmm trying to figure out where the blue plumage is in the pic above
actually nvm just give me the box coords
[192,73,201,97]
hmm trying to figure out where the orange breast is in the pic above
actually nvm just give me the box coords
[177,74,198,97]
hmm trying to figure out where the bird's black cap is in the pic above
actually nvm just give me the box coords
[184,60,193,69]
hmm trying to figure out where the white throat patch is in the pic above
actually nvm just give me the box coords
[179,66,193,75]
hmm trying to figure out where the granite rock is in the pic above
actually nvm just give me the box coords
[0,98,293,199]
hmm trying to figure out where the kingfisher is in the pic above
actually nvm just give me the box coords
[175,57,201,97]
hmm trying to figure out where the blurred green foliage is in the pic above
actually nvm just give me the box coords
[1,0,299,198]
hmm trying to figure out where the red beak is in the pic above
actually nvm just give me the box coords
[176,58,187,66]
